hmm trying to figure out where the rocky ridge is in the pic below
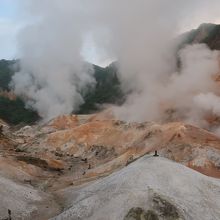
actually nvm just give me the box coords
[53,157,220,220]
[0,112,220,219]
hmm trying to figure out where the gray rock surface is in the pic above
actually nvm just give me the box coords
[53,156,220,220]
[0,175,61,220]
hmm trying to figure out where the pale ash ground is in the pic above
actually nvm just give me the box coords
[53,157,220,220]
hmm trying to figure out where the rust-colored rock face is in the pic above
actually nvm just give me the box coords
[1,112,220,219]
[48,114,79,130]
[1,112,220,191]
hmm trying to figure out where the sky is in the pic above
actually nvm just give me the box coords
[0,0,107,65]
[0,0,21,59]
[1,0,220,66]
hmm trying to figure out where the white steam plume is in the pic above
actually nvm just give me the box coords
[114,44,219,128]
[11,0,220,128]
[12,1,96,121]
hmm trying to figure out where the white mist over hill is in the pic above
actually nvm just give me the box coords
[114,44,220,127]
[11,0,220,123]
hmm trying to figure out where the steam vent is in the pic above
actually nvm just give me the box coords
[1,1,220,219]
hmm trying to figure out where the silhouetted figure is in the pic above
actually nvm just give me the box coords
[8,209,11,220]
[1,209,12,220]
[153,150,159,157]
[0,125,3,136]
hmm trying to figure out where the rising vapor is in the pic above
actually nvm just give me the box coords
[11,0,220,128]
[11,1,96,120]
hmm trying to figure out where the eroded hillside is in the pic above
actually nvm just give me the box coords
[0,111,220,219]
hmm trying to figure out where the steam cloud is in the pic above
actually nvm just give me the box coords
[114,44,219,129]
[12,1,96,120]
[11,0,220,128]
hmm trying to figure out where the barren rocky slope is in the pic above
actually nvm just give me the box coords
[12,113,220,183]
[0,113,220,219]
[0,176,61,219]
[53,157,220,220]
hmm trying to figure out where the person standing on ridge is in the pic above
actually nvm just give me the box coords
[153,150,159,157]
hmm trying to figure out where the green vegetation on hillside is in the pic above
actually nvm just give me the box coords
[0,59,16,91]
[0,96,39,125]
[0,60,124,124]
[2,23,220,125]
[78,63,124,114]
[180,23,220,49]
[0,59,39,125]
[203,24,220,49]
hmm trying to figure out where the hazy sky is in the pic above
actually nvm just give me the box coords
[1,0,220,66]
[0,0,20,59]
